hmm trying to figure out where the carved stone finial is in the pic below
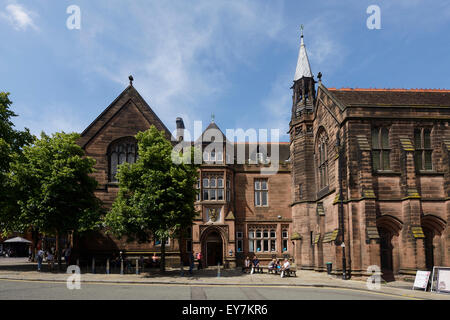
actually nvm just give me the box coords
[129,75,134,86]
[317,72,322,82]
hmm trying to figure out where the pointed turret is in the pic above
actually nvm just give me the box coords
[291,26,316,120]
[294,29,313,80]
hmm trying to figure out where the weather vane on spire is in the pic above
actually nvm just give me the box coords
[211,113,215,123]
[300,24,304,37]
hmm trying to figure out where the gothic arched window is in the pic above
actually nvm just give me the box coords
[108,137,137,182]
[316,129,329,190]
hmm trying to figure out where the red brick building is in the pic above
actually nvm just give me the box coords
[289,32,449,279]
[76,77,293,268]
[76,33,449,278]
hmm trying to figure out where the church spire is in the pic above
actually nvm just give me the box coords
[291,26,316,120]
[294,25,313,81]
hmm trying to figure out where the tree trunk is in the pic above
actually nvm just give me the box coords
[179,232,184,275]
[160,240,166,272]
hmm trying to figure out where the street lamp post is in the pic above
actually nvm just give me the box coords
[336,131,347,280]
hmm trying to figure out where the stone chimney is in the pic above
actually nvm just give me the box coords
[176,117,185,142]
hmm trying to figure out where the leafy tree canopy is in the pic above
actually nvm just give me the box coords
[104,126,199,270]
[3,131,103,237]
[0,92,34,235]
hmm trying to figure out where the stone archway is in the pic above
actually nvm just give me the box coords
[377,215,403,280]
[200,226,226,268]
[421,215,447,270]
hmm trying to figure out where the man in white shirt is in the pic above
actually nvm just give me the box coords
[281,259,290,278]
[37,248,44,271]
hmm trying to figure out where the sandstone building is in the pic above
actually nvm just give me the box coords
[75,33,449,278]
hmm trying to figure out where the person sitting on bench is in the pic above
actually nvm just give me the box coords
[268,259,277,273]
[251,255,261,274]
[242,256,251,273]
[280,258,290,278]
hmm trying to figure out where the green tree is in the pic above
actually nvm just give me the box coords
[0,92,34,235]
[105,126,199,272]
[8,131,103,267]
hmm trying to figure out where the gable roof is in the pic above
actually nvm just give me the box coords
[195,121,228,144]
[78,85,173,148]
[326,88,450,107]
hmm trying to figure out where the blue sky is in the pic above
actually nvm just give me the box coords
[1,0,449,142]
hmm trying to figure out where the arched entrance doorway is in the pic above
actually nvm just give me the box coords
[377,215,403,281]
[421,215,447,270]
[423,227,434,271]
[378,227,394,273]
[204,231,223,267]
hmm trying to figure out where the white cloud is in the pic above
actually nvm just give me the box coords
[0,3,38,31]
[74,0,286,134]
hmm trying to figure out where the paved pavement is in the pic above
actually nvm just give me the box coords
[0,257,448,300]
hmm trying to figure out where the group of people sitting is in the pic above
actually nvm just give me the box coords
[242,255,291,277]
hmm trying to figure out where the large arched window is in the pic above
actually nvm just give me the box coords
[316,129,329,190]
[108,137,137,182]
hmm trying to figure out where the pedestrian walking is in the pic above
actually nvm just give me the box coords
[37,247,44,271]
[188,252,194,275]
[63,245,71,266]
[197,252,203,270]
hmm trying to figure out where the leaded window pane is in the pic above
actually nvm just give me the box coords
[382,150,390,170]
[415,152,422,171]
[424,130,431,149]
[210,189,216,200]
[270,240,276,251]
[217,189,223,201]
[372,128,379,148]
[119,153,126,165]
[414,129,422,147]
[255,191,260,206]
[263,240,269,252]
[425,151,433,170]
[261,191,268,206]
[372,151,380,171]
[261,180,267,190]
[218,178,223,188]
[381,128,389,148]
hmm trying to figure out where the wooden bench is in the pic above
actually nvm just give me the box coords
[282,265,297,277]
[265,265,297,277]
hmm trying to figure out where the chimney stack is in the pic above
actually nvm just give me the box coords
[176,117,185,142]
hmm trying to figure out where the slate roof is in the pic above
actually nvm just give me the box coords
[294,33,313,81]
[327,88,450,107]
